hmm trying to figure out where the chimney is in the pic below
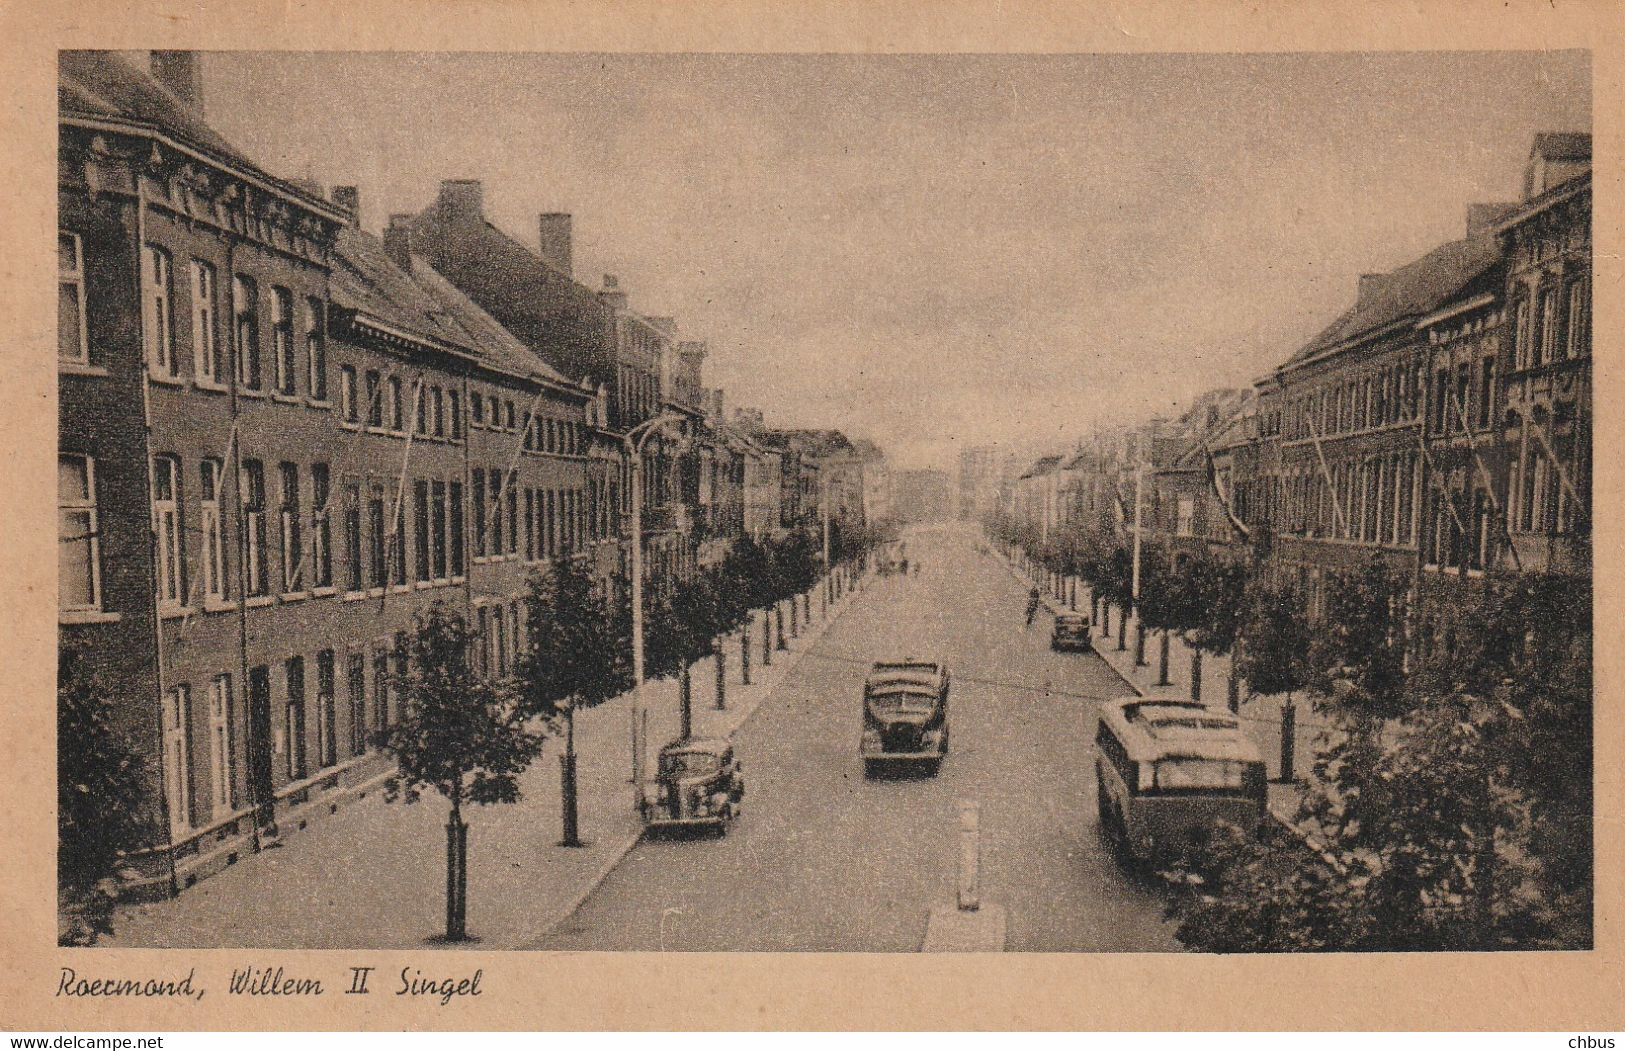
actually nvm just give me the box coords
[436,179,484,224]
[1357,273,1385,307]
[1466,202,1516,239]
[599,274,628,312]
[332,185,361,226]
[150,51,204,117]
[709,388,725,421]
[383,215,415,274]
[538,213,573,275]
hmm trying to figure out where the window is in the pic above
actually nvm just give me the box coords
[544,489,556,556]
[414,480,431,582]
[1567,281,1589,359]
[143,245,178,378]
[448,390,463,440]
[391,634,407,724]
[152,456,185,607]
[490,469,505,554]
[200,459,226,602]
[272,287,295,395]
[233,275,261,390]
[1477,356,1495,429]
[1175,497,1194,537]
[207,675,234,817]
[448,481,464,576]
[473,469,487,557]
[389,376,405,432]
[431,481,448,579]
[316,650,336,769]
[242,459,268,596]
[285,657,307,782]
[471,391,484,426]
[506,400,516,431]
[476,607,491,678]
[507,483,518,555]
[433,388,445,438]
[306,297,327,400]
[366,370,383,428]
[1455,363,1472,432]
[368,484,387,588]
[415,383,429,436]
[494,605,509,677]
[339,365,358,423]
[311,463,332,589]
[372,650,390,732]
[343,481,362,592]
[191,260,221,382]
[347,652,367,755]
[525,489,536,560]
[59,232,88,362]
[278,463,302,593]
[162,685,193,833]
[392,499,407,587]
[1537,287,1558,367]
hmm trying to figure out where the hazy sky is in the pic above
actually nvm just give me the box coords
[194,51,1589,469]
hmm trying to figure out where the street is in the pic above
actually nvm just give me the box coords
[531,525,1178,951]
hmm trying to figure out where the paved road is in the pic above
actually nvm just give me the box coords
[531,525,1179,951]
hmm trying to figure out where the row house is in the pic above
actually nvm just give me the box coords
[1144,389,1254,559]
[58,51,598,896]
[697,389,748,567]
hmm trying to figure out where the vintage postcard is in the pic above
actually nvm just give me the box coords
[1,0,1620,1033]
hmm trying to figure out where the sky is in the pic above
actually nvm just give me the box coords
[191,50,1590,471]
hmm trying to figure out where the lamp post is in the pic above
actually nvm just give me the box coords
[626,412,688,786]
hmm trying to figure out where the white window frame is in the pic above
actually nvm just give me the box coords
[59,232,89,363]
[153,455,185,607]
[271,286,295,396]
[200,459,226,602]
[1567,280,1588,360]
[143,244,178,379]
[191,259,219,383]
[339,365,358,423]
[59,454,102,612]
[305,296,327,401]
[279,462,302,594]
[234,275,260,391]
[207,674,234,818]
[162,685,193,836]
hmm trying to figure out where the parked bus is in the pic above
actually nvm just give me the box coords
[1094,695,1267,863]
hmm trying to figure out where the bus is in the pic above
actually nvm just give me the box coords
[1094,695,1267,863]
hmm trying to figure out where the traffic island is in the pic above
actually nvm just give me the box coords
[921,799,1006,952]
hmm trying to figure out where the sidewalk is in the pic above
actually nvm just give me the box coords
[103,573,870,950]
[999,550,1321,829]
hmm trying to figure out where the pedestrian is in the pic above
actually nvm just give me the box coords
[1025,587,1041,627]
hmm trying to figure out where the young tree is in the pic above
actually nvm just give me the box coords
[382,603,544,940]
[1188,554,1249,711]
[729,535,773,683]
[519,559,630,848]
[1309,558,1410,719]
[58,644,154,946]
[708,554,754,709]
[1237,582,1312,781]
[1135,544,1202,689]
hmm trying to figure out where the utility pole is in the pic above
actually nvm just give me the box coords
[626,412,685,787]
[1131,460,1145,603]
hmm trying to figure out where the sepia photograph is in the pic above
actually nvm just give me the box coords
[52,43,1593,964]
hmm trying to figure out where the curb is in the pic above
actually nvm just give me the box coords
[520,575,867,946]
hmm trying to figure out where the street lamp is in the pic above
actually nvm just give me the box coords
[625,411,689,786]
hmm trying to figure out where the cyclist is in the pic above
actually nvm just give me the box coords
[1025,587,1042,626]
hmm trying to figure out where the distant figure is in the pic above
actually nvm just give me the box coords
[900,558,910,576]
[1025,587,1041,626]
[913,560,921,576]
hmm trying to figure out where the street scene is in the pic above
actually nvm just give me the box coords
[57,50,1591,954]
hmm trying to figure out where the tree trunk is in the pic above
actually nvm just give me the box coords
[1157,630,1171,686]
[741,625,752,684]
[446,797,467,940]
[1134,621,1147,666]
[560,708,581,847]
[1190,647,1203,703]
[1116,605,1128,651]
[679,665,693,739]
[1279,695,1297,783]
[714,638,727,710]
[1226,659,1240,713]
[789,595,799,637]
[763,609,773,666]
[776,604,787,651]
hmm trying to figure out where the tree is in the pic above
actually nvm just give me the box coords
[1237,581,1312,781]
[1135,544,1203,690]
[1187,554,1249,711]
[382,603,544,940]
[1309,558,1409,719]
[709,552,756,709]
[728,535,774,683]
[1163,571,1592,952]
[520,558,631,848]
[58,644,154,946]
[642,572,714,740]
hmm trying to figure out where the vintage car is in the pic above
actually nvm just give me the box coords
[1095,695,1267,864]
[638,737,745,834]
[861,659,950,776]
[1050,612,1092,652]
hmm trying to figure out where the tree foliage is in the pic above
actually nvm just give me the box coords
[1164,572,1593,952]
[382,603,545,812]
[58,644,155,946]
[1236,583,1312,699]
[1187,554,1249,657]
[1308,559,1409,717]
[519,557,631,720]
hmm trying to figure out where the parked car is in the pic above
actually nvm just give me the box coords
[861,659,950,776]
[638,737,745,834]
[1051,612,1092,651]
